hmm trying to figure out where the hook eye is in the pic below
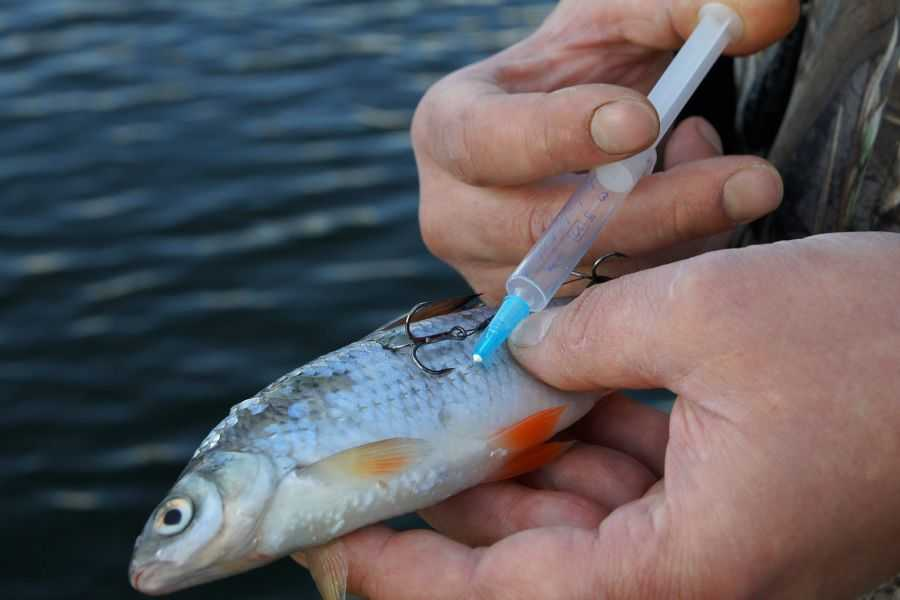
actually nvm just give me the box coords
[568,251,629,287]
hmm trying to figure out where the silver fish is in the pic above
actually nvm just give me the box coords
[129,298,594,598]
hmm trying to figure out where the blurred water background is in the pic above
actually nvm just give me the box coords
[0,1,562,598]
[0,0,698,598]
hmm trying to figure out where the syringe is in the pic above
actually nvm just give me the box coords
[472,3,743,364]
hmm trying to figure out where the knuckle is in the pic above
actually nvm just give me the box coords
[466,579,496,600]
[410,99,431,155]
[410,79,443,153]
[466,553,502,600]
[534,90,582,173]
[418,203,454,261]
[654,171,733,247]
[523,198,552,249]
[561,291,600,355]
[447,102,483,185]
[662,188,700,244]
[668,250,747,326]
[536,103,561,172]
[620,571,678,600]
[669,252,722,305]
[669,190,692,239]
[411,78,484,186]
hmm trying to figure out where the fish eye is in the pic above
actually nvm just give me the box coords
[153,497,193,536]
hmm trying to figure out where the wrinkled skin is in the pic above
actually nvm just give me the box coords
[411,0,794,303]
[292,0,900,598]
[300,232,900,599]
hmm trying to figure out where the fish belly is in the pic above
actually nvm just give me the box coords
[257,368,594,555]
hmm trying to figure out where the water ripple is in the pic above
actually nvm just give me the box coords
[0,1,554,598]
[81,268,178,303]
[311,257,434,283]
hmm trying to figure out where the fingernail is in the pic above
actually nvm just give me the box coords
[509,309,559,348]
[590,99,659,155]
[722,165,784,224]
[695,118,723,154]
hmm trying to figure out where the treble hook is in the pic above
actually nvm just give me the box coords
[567,251,628,287]
[384,300,490,376]
[384,253,625,376]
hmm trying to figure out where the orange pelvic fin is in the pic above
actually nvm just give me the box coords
[489,405,566,451]
[486,441,574,483]
[309,437,430,480]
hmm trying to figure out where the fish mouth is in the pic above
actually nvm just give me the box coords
[129,560,178,596]
[129,555,269,596]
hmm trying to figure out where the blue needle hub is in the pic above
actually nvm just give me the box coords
[472,295,530,364]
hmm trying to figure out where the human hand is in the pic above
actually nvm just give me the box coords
[413,0,798,303]
[294,232,900,599]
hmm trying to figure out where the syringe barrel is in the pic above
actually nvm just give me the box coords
[649,3,741,139]
[507,148,657,311]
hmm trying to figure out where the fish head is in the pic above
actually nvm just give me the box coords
[129,450,277,595]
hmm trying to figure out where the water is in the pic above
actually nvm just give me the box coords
[0,2,557,598]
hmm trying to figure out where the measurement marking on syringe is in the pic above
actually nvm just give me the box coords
[569,191,607,242]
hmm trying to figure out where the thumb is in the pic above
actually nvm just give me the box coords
[541,1,800,56]
[672,0,801,56]
[415,79,660,187]
[508,260,702,391]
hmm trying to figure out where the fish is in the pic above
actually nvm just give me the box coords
[129,296,596,598]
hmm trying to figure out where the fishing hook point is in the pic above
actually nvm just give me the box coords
[384,299,490,376]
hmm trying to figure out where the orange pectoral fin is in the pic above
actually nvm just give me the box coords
[486,441,574,483]
[489,405,566,451]
[307,438,431,481]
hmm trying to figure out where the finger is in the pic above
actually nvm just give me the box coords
[662,116,723,169]
[436,154,782,268]
[507,253,725,391]
[521,443,658,507]
[600,155,783,254]
[414,78,659,187]
[460,262,519,306]
[536,1,799,57]
[294,525,478,600]
[313,523,619,600]
[574,392,670,476]
[323,500,680,600]
[421,441,659,546]
[419,480,607,547]
[672,0,801,56]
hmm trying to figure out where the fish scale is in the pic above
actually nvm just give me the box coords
[130,299,597,596]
